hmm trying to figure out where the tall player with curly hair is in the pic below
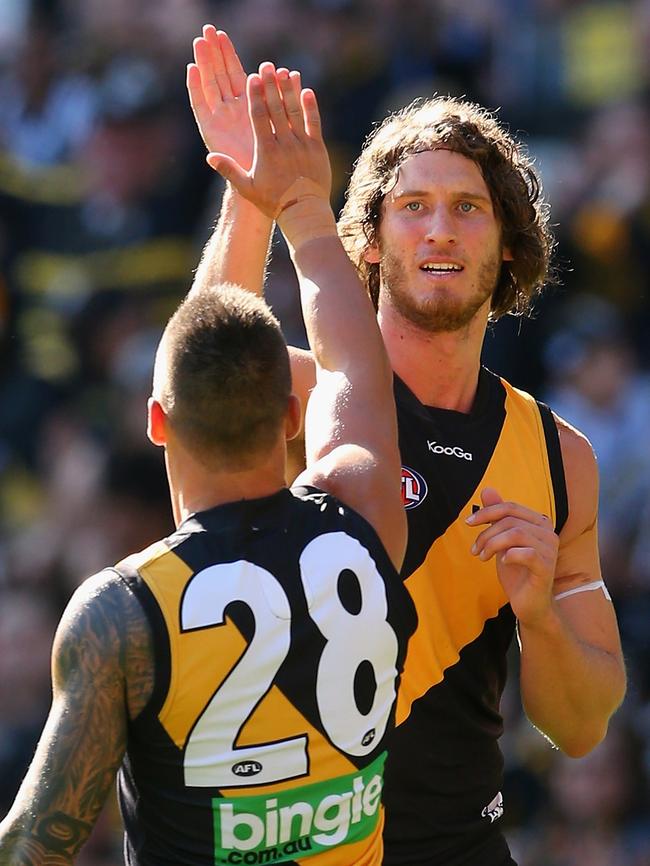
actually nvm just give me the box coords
[188,28,625,866]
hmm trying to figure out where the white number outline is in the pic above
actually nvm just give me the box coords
[180,533,399,788]
[181,560,308,788]
[299,533,398,756]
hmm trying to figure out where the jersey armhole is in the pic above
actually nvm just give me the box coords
[110,563,172,724]
[536,401,569,534]
[290,483,405,586]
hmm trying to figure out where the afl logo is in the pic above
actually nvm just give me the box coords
[401,466,428,510]
[232,761,263,777]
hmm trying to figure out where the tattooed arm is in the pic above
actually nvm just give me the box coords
[0,571,154,865]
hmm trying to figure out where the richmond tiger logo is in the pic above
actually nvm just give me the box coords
[401,466,428,510]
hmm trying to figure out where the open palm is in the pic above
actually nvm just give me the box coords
[207,65,331,221]
[187,26,254,170]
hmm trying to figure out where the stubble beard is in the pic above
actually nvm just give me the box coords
[379,248,503,334]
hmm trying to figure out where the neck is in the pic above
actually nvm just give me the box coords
[164,441,288,527]
[378,302,488,412]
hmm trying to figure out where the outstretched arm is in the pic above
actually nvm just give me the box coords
[187,26,275,298]
[467,422,625,756]
[0,573,152,865]
[209,67,405,568]
[187,28,316,480]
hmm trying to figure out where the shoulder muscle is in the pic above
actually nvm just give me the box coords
[554,413,602,589]
[555,413,599,543]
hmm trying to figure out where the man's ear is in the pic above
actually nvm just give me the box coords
[363,243,381,264]
[284,394,302,442]
[147,398,168,446]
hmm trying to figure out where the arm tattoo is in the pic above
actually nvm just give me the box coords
[0,572,154,865]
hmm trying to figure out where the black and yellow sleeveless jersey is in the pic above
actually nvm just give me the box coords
[112,486,416,866]
[383,368,568,866]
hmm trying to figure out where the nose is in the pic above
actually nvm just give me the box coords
[424,206,456,244]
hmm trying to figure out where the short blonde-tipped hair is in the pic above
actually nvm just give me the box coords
[156,284,291,469]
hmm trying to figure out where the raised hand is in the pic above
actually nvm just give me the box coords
[187,26,253,170]
[467,487,560,628]
[206,63,332,222]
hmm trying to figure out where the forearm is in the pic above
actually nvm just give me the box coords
[0,813,87,866]
[519,603,626,756]
[288,229,397,467]
[0,575,133,866]
[279,187,390,390]
[192,183,274,298]
[291,236,391,385]
[0,705,118,866]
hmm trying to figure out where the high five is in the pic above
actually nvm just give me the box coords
[0,55,414,866]
[187,27,626,866]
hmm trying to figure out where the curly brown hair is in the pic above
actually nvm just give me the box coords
[338,96,554,319]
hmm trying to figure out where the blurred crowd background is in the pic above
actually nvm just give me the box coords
[1,0,650,863]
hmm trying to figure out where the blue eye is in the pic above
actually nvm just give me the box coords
[458,201,475,213]
[405,201,422,212]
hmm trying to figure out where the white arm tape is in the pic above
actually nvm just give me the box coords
[554,579,611,602]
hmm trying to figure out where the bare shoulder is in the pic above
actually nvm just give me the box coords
[553,411,599,541]
[54,571,128,687]
[57,570,143,667]
[57,570,154,719]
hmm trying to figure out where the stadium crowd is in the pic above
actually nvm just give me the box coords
[1,0,649,863]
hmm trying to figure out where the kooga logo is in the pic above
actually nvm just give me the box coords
[427,440,472,461]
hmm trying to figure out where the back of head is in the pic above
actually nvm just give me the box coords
[338,95,554,319]
[154,285,291,470]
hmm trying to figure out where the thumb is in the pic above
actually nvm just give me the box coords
[480,486,503,508]
[206,152,251,193]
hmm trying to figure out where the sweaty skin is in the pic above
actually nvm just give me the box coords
[0,575,152,866]
[177,32,626,866]
[0,43,408,866]
[184,43,625,762]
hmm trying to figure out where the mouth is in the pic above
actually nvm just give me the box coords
[419,262,464,275]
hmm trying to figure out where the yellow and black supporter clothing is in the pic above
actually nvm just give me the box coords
[113,486,416,866]
[383,368,567,866]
